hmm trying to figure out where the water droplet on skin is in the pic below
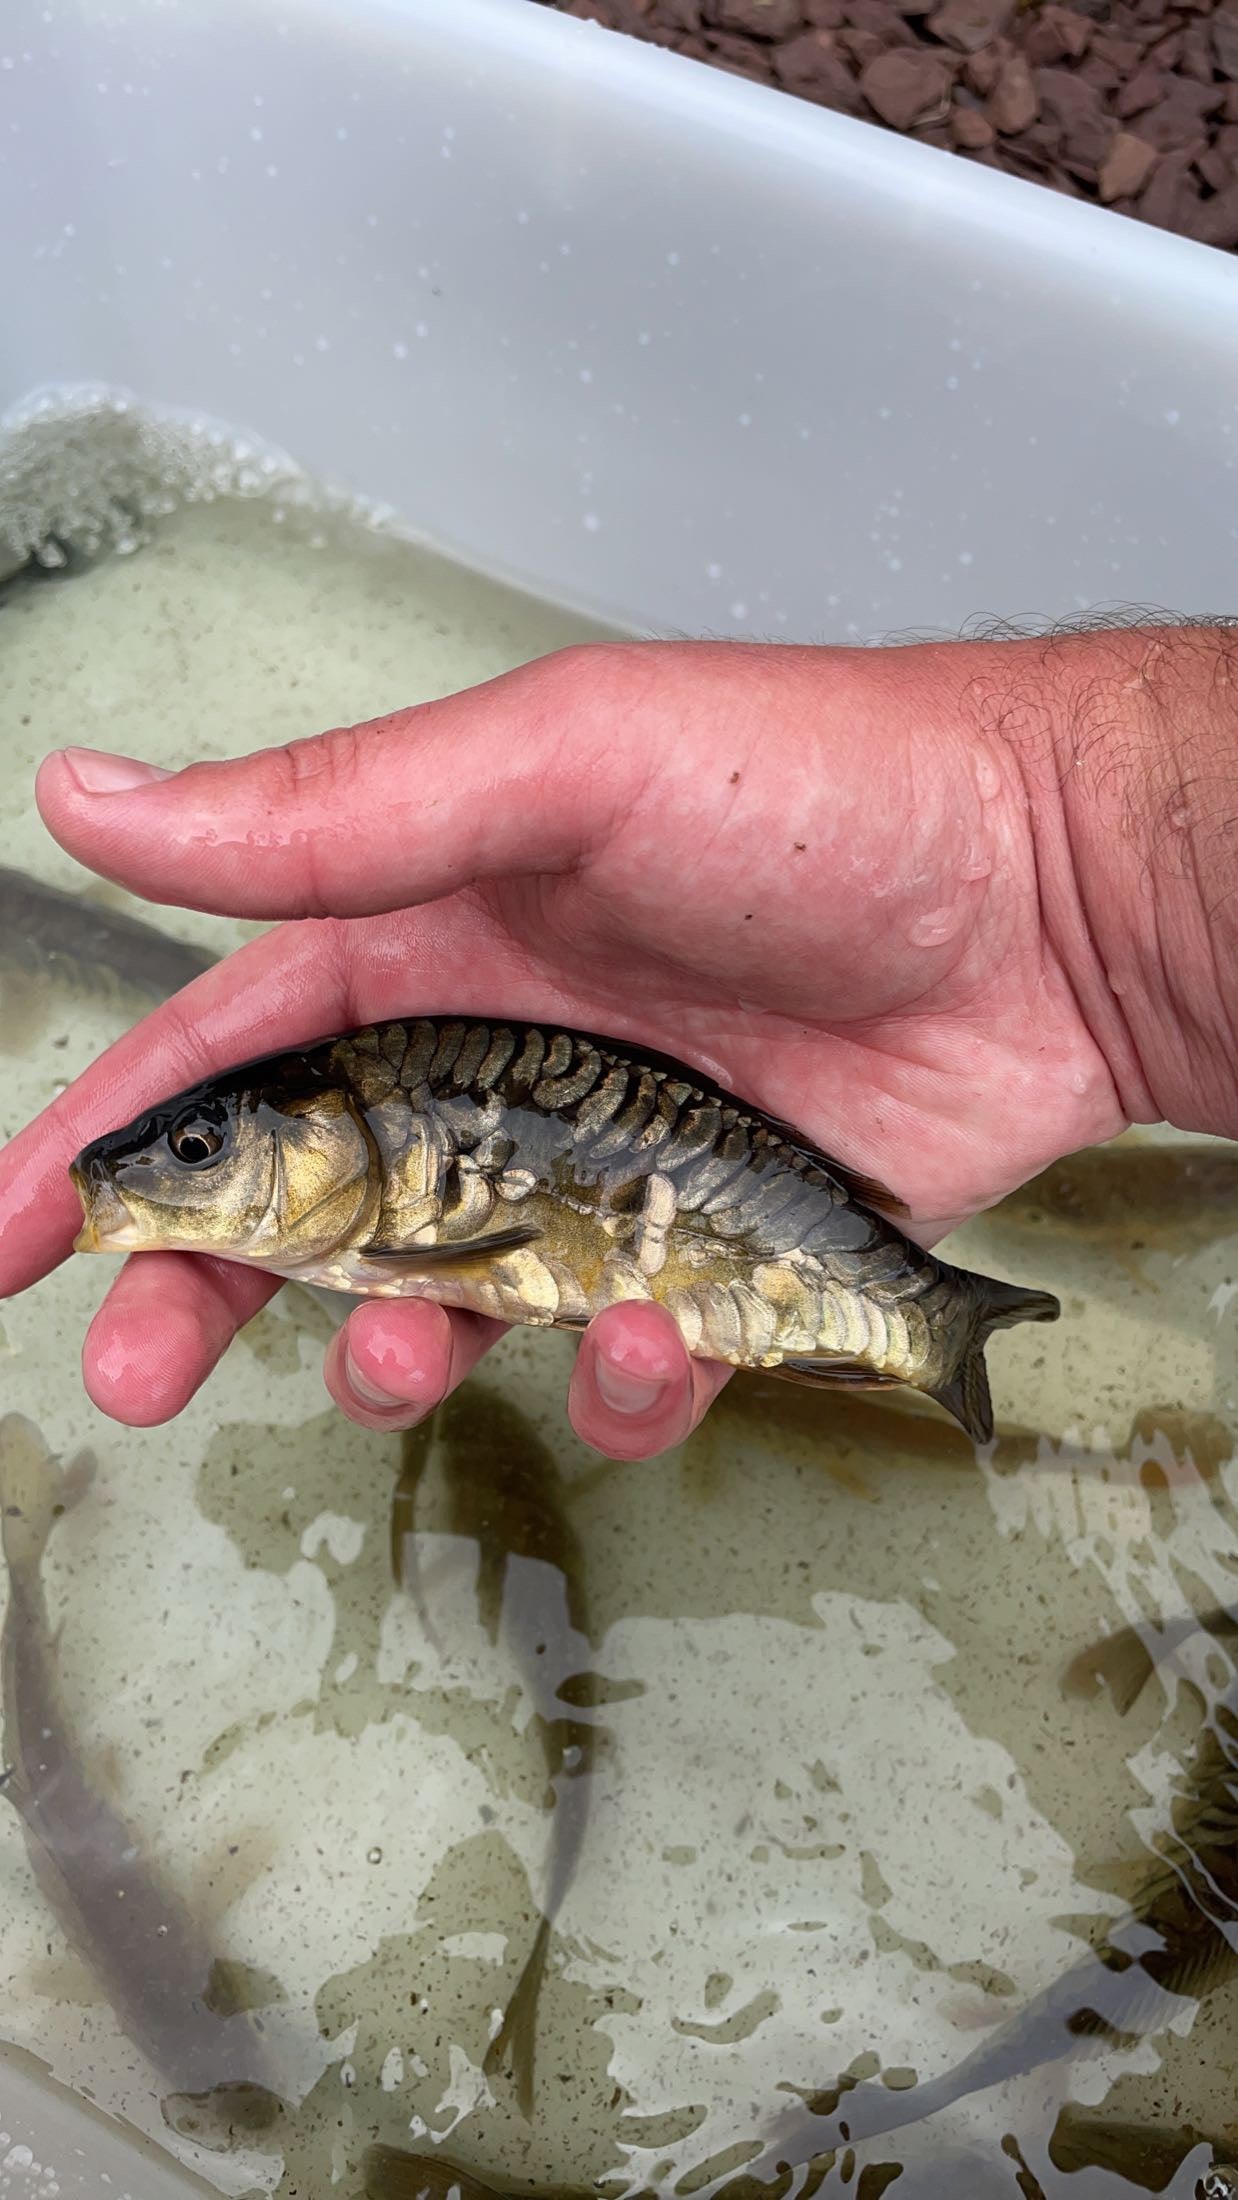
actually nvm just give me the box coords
[908,904,966,949]
[367,1845,382,1864]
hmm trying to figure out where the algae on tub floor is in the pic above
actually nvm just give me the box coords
[1,395,1236,2200]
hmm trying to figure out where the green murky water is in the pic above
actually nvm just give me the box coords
[1,398,1236,2200]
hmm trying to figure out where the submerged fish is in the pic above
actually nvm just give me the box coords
[363,2147,510,2200]
[1048,2103,1238,2194]
[392,1383,597,2116]
[771,1607,1238,2163]
[0,1414,285,2140]
[0,864,216,1007]
[996,1138,1238,1250]
[1063,1602,1238,1716]
[363,2141,627,2200]
[70,1017,1059,1441]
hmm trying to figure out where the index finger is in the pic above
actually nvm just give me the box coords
[0,872,716,1301]
[0,915,356,1299]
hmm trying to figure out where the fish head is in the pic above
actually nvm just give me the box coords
[70,1046,380,1271]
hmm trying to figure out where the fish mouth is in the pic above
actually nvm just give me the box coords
[69,1162,141,1254]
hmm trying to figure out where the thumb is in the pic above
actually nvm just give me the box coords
[33,645,637,921]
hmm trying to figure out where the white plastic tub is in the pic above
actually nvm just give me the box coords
[5,0,1238,646]
[2,3,1238,2191]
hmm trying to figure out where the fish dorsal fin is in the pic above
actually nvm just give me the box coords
[820,1158,911,1219]
[755,1120,910,1218]
[360,1225,543,1265]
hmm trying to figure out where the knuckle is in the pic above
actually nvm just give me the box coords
[536,640,653,711]
[269,721,367,805]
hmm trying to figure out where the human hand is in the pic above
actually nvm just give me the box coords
[0,631,1227,1458]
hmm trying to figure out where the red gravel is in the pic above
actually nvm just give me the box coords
[533,0,1238,251]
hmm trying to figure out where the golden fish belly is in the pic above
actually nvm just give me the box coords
[302,1195,930,1384]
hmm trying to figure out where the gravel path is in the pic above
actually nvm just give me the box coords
[534,0,1238,251]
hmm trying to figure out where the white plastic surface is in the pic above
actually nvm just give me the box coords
[3,0,1238,642]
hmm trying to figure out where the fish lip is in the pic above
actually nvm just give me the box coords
[69,1160,138,1253]
[69,1162,99,1252]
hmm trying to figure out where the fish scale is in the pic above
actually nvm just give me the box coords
[71,1014,1061,1441]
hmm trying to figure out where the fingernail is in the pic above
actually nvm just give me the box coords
[345,1344,399,1412]
[593,1356,669,1417]
[61,748,173,796]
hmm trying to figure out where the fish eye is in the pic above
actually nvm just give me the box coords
[169,1113,226,1166]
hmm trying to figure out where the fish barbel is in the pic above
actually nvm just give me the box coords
[70,1017,1060,1441]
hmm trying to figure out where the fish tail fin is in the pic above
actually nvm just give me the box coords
[0,1416,95,1580]
[927,1278,1060,1443]
[483,1915,552,2120]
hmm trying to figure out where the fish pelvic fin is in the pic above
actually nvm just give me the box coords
[770,1360,901,1394]
[926,1276,1061,1444]
[483,1914,553,2120]
[0,1416,96,1580]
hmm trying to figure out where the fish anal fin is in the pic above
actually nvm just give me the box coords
[361,1225,543,1266]
[771,1358,901,1393]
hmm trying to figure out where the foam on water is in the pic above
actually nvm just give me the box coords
[0,384,401,579]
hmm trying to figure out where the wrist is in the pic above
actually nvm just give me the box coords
[984,624,1238,1140]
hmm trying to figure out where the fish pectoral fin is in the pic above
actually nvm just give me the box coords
[771,1358,901,1391]
[1061,1627,1156,1716]
[203,1956,286,2017]
[360,1225,544,1266]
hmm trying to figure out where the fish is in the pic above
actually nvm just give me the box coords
[1063,1602,1238,1716]
[362,2141,626,2200]
[1047,2103,1238,2193]
[0,864,216,1007]
[768,1606,1238,2165]
[391,1382,598,2117]
[995,1138,1238,1251]
[362,2148,510,2200]
[69,1016,1060,1442]
[0,1413,286,2141]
